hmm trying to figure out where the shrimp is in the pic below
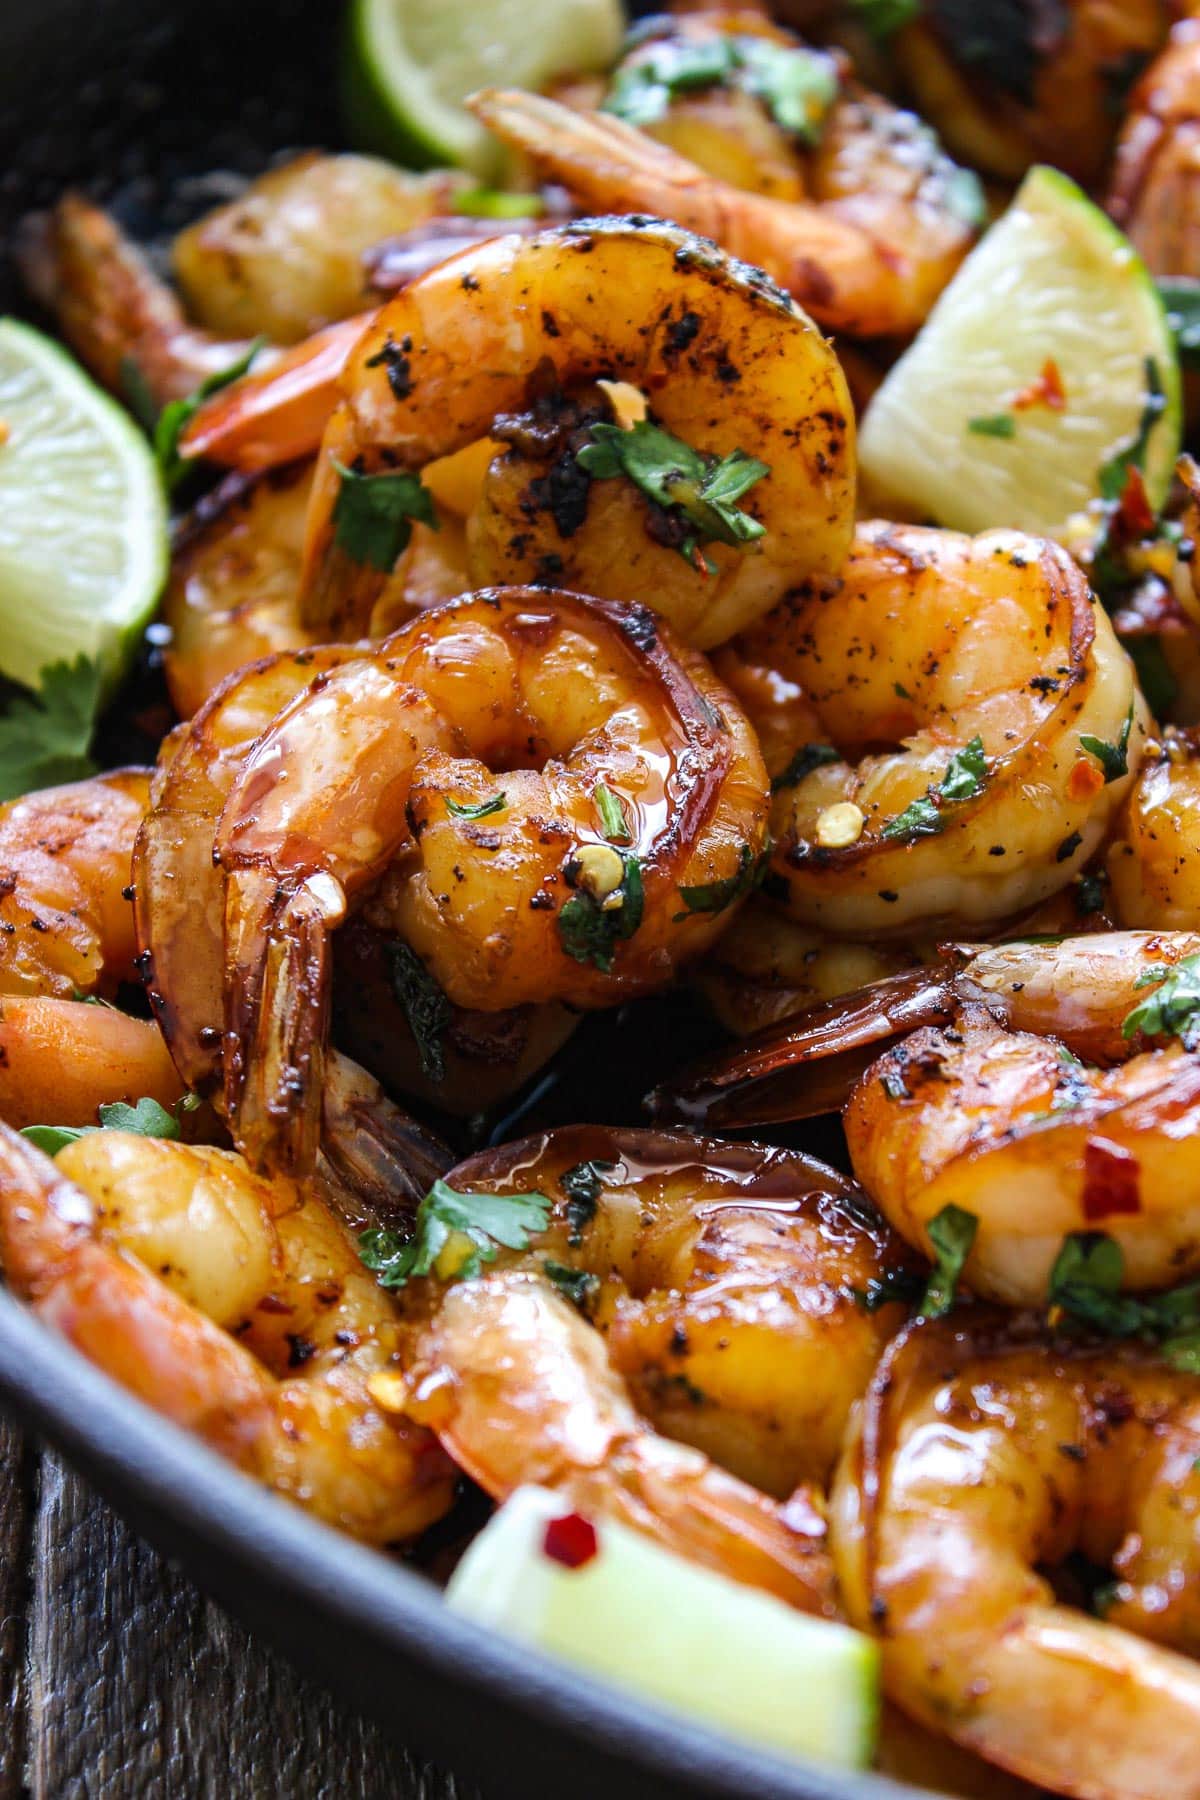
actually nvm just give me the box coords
[648,929,1200,1128]
[468,78,982,340]
[161,462,469,717]
[750,521,1147,937]
[0,770,184,1128]
[894,0,1172,188]
[135,588,768,1173]
[831,1315,1200,1798]
[296,216,855,650]
[1109,20,1200,282]
[170,154,468,345]
[1108,726,1200,927]
[411,1126,919,1498]
[0,1125,456,1544]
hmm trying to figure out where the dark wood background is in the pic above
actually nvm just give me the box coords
[0,1416,482,1798]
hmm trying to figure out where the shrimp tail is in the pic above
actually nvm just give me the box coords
[319,1050,454,1222]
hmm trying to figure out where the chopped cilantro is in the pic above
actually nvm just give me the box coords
[385,942,452,1083]
[445,793,506,820]
[543,1260,599,1308]
[850,1264,924,1313]
[881,736,988,842]
[919,1203,978,1319]
[1122,953,1200,1049]
[771,742,840,792]
[0,656,103,803]
[605,35,837,143]
[967,414,1016,439]
[154,338,265,493]
[331,462,438,571]
[558,854,644,972]
[358,1179,551,1290]
[848,0,919,39]
[561,1159,616,1245]
[594,782,631,844]
[577,420,768,572]
[1079,704,1134,783]
[22,1093,193,1158]
[676,843,763,916]
[1159,279,1200,372]
[451,189,544,219]
[1049,1231,1200,1364]
[737,39,839,143]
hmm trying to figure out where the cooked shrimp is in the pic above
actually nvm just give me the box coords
[847,995,1200,1306]
[0,996,184,1131]
[171,154,468,345]
[750,521,1148,937]
[419,1126,918,1497]
[297,216,854,650]
[895,0,1172,188]
[0,1125,455,1544]
[135,588,768,1172]
[469,81,981,339]
[1109,20,1200,281]
[1108,727,1200,927]
[831,1316,1200,1798]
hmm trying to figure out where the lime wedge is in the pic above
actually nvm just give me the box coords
[342,0,625,178]
[0,318,167,696]
[859,166,1182,538]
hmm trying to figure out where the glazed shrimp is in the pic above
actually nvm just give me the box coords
[0,770,183,1128]
[749,521,1147,937]
[297,216,854,649]
[412,1126,918,1499]
[469,78,981,340]
[0,1125,455,1544]
[135,588,768,1172]
[831,1316,1200,1798]
[1109,20,1200,282]
[1108,726,1200,927]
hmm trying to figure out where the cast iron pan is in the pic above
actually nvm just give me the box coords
[0,6,931,1794]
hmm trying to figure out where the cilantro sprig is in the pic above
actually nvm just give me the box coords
[358,1179,551,1289]
[386,942,452,1084]
[918,1203,978,1319]
[23,1093,197,1158]
[1122,953,1200,1050]
[332,463,438,571]
[1049,1232,1200,1369]
[0,656,103,804]
[880,736,988,843]
[154,339,265,493]
[577,420,769,574]
[1080,704,1134,784]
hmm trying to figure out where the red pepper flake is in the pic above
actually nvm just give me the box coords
[1083,1136,1141,1221]
[543,1511,599,1569]
[1067,756,1105,802]
[1011,357,1067,413]
[1115,465,1156,539]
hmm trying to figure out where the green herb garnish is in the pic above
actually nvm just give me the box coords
[967,414,1016,439]
[331,462,438,571]
[558,855,644,972]
[22,1093,194,1158]
[1080,704,1134,784]
[1049,1231,1200,1366]
[577,420,768,573]
[385,941,452,1083]
[561,1159,617,1245]
[543,1260,600,1308]
[358,1179,551,1290]
[1098,358,1166,506]
[594,782,631,844]
[771,743,840,792]
[850,1264,924,1313]
[919,1204,978,1319]
[1124,635,1177,717]
[676,843,763,917]
[848,0,919,40]
[605,35,837,142]
[154,338,265,493]
[1159,280,1200,372]
[451,189,545,219]
[445,793,506,821]
[881,736,988,843]
[0,655,103,803]
[1122,953,1200,1050]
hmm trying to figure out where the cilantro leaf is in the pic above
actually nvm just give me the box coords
[561,1159,616,1245]
[1122,953,1200,1049]
[771,742,840,792]
[850,1264,925,1313]
[385,942,452,1083]
[1080,704,1134,783]
[736,40,839,144]
[605,36,737,126]
[919,1203,978,1319]
[331,462,438,571]
[543,1259,600,1308]
[881,736,988,842]
[1049,1231,1200,1361]
[558,854,644,972]
[594,782,631,844]
[968,414,1016,439]
[358,1178,551,1289]
[1159,280,1200,372]
[0,656,103,803]
[848,0,919,39]
[577,421,768,570]
[677,843,763,916]
[445,793,506,820]
[154,338,265,493]
[22,1093,190,1158]
[605,34,838,143]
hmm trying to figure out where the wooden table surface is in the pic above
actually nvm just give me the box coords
[0,1416,483,1798]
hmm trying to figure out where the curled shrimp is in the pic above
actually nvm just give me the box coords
[1108,726,1200,928]
[410,1126,918,1499]
[135,588,768,1172]
[831,1315,1200,1798]
[0,1125,455,1544]
[297,215,854,649]
[469,72,981,339]
[0,771,183,1128]
[1109,20,1200,282]
[749,521,1147,936]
